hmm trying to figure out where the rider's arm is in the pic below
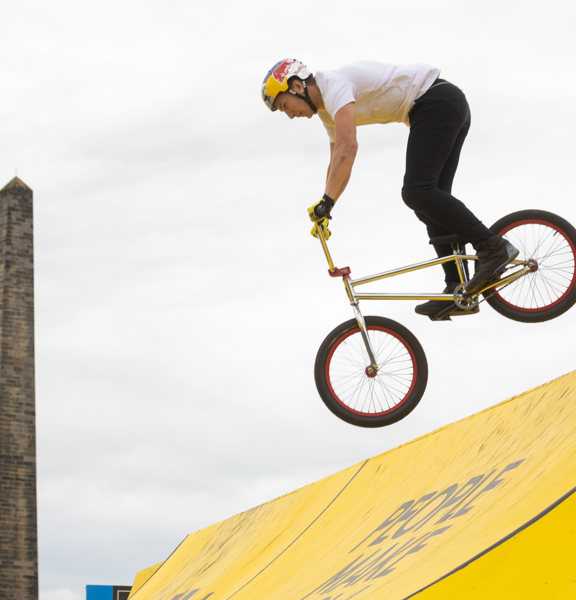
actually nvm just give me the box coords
[325,103,358,202]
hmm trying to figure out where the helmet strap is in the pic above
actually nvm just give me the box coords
[289,80,318,114]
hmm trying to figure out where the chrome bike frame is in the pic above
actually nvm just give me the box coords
[314,224,534,370]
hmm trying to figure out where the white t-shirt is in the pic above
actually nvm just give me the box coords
[315,61,440,141]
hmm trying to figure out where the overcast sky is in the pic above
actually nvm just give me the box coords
[3,1,576,599]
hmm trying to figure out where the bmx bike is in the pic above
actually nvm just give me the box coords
[313,209,576,428]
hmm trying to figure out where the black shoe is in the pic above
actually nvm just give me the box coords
[415,282,479,319]
[466,235,519,295]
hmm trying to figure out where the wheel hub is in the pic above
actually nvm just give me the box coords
[365,365,379,378]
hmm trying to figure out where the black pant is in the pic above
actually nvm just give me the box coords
[402,80,491,282]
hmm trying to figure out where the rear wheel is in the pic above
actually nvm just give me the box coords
[486,210,576,322]
[314,316,428,427]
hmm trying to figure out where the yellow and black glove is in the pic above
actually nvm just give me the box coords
[308,195,334,238]
[311,217,331,239]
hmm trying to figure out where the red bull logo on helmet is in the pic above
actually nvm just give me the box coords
[272,60,298,83]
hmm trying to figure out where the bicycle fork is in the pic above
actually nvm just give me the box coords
[350,294,379,376]
[316,226,379,375]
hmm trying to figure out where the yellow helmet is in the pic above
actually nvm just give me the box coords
[261,58,313,111]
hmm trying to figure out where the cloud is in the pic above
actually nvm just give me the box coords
[40,589,80,600]
[2,0,575,598]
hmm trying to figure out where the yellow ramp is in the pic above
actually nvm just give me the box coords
[129,371,576,599]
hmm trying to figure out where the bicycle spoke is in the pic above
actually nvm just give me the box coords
[497,222,576,310]
[326,326,417,416]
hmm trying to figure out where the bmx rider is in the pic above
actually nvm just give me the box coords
[261,59,519,318]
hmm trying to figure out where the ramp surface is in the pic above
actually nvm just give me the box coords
[129,371,576,599]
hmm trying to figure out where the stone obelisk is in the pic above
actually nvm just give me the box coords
[0,177,38,598]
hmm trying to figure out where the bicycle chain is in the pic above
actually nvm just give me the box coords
[454,265,518,308]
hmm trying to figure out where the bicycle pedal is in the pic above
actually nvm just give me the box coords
[429,315,452,322]
[430,304,456,321]
[430,304,479,321]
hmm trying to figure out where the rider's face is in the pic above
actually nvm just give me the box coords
[274,91,314,119]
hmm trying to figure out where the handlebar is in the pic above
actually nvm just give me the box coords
[315,222,339,275]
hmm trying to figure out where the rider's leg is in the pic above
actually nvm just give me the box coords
[402,80,517,300]
[413,216,477,317]
[413,215,463,284]
[402,82,489,243]
[406,83,474,314]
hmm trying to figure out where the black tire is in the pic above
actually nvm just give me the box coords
[314,316,428,427]
[486,210,576,323]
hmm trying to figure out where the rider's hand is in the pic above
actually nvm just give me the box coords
[308,194,335,223]
[311,217,331,239]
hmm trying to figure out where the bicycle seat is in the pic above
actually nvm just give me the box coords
[428,233,467,246]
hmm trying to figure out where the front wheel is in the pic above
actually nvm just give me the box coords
[486,210,576,322]
[314,316,428,427]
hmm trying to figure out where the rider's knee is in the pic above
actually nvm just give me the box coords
[402,182,435,210]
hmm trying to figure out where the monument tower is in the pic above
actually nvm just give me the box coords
[0,177,38,598]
